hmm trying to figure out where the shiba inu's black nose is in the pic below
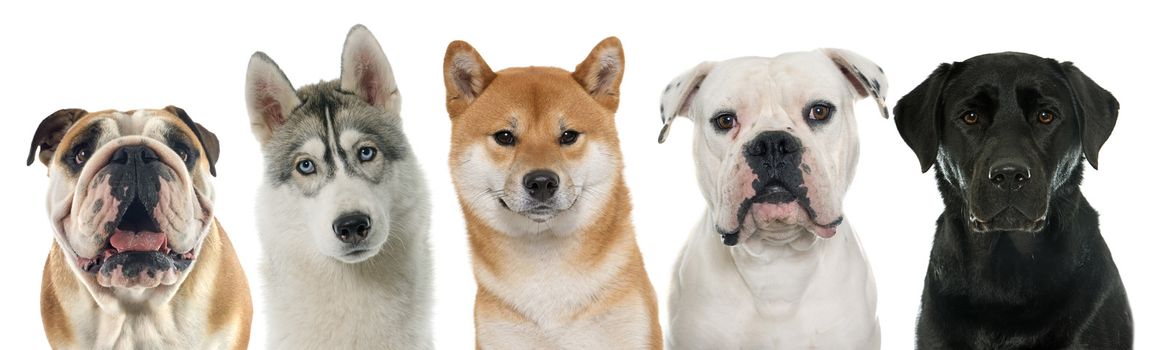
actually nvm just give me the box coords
[332,213,371,244]
[523,170,559,202]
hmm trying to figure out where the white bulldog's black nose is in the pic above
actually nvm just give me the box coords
[989,161,1031,191]
[523,170,559,202]
[745,131,802,167]
[332,213,371,244]
[111,145,160,166]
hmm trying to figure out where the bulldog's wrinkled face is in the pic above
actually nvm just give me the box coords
[29,107,218,301]
[660,50,888,246]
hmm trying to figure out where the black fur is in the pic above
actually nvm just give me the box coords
[895,52,1132,349]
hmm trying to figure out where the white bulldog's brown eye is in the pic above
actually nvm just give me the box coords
[962,111,980,125]
[1037,110,1055,124]
[808,104,832,121]
[711,113,736,131]
[74,149,89,165]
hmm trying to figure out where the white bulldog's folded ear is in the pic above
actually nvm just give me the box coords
[822,48,889,119]
[341,24,401,116]
[658,61,716,143]
[245,52,301,144]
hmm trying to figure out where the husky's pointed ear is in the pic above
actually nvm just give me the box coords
[894,63,953,173]
[443,40,495,118]
[28,108,87,167]
[341,24,401,115]
[165,106,219,176]
[823,48,889,119]
[658,61,715,143]
[1058,61,1118,169]
[573,37,625,112]
[246,52,301,145]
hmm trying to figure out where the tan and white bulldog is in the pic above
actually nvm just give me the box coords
[659,50,887,349]
[27,107,252,349]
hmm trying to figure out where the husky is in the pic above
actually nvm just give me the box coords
[443,37,663,349]
[243,24,432,349]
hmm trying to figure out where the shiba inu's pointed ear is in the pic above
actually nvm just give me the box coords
[658,61,716,143]
[823,48,889,119]
[28,108,87,167]
[246,52,301,145]
[443,40,495,117]
[165,106,220,176]
[1059,61,1118,169]
[573,36,625,112]
[341,24,401,116]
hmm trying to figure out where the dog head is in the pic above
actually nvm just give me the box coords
[894,52,1118,233]
[443,37,625,237]
[659,49,888,246]
[246,25,412,263]
[28,106,219,303]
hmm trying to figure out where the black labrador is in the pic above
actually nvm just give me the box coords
[894,52,1132,349]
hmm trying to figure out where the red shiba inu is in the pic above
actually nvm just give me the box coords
[443,37,662,349]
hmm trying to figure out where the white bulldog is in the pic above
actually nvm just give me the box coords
[659,49,887,349]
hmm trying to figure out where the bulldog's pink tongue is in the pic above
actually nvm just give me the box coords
[109,230,167,252]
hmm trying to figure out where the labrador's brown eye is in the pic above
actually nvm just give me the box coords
[962,111,980,125]
[712,113,736,131]
[1037,110,1055,124]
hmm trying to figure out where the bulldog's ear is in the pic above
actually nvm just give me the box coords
[340,24,401,116]
[658,61,716,143]
[245,51,301,145]
[28,108,87,167]
[1059,61,1118,169]
[443,40,496,118]
[573,36,625,112]
[823,48,889,119]
[165,106,219,176]
[894,63,953,173]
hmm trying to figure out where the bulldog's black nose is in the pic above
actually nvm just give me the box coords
[111,145,160,166]
[989,161,1031,191]
[332,213,371,244]
[523,170,559,202]
[745,131,803,167]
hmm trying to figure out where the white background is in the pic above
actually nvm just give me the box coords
[2,1,1158,348]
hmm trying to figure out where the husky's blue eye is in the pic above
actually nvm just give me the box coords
[297,159,316,175]
[358,147,377,162]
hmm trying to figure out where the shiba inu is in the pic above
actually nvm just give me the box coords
[443,37,662,349]
[28,106,252,349]
[244,25,432,349]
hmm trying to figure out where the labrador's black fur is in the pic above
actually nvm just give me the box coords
[895,52,1132,349]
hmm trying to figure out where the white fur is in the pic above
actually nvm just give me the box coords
[661,50,886,349]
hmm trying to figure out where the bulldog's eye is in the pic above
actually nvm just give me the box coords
[74,149,89,165]
[358,146,377,162]
[175,148,190,162]
[806,103,833,121]
[296,159,316,175]
[559,130,580,145]
[1037,110,1055,124]
[711,112,736,131]
[493,130,516,146]
[962,111,980,125]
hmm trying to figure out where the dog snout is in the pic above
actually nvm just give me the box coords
[111,145,161,167]
[744,131,803,174]
[332,213,371,244]
[988,160,1031,191]
[522,170,559,202]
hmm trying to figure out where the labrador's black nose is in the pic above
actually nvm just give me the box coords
[522,170,559,202]
[989,161,1031,191]
[332,213,371,244]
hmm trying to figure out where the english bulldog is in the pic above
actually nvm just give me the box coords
[27,107,252,349]
[658,49,887,349]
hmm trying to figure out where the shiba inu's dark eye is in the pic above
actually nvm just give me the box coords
[358,147,377,162]
[493,131,516,146]
[559,130,580,145]
[806,103,833,122]
[711,112,736,131]
[297,159,316,175]
[962,111,980,125]
[1037,110,1055,124]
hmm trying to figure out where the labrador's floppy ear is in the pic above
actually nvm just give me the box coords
[28,108,87,167]
[165,106,219,176]
[340,24,401,116]
[894,63,954,172]
[823,48,889,119]
[245,51,302,145]
[443,40,496,118]
[1059,61,1119,169]
[658,61,716,143]
[573,36,625,112]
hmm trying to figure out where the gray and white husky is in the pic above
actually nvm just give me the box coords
[244,24,432,349]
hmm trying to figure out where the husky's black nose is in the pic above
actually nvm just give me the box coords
[332,213,371,244]
[523,170,559,202]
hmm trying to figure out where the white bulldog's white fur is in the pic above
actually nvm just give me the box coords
[661,49,887,349]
